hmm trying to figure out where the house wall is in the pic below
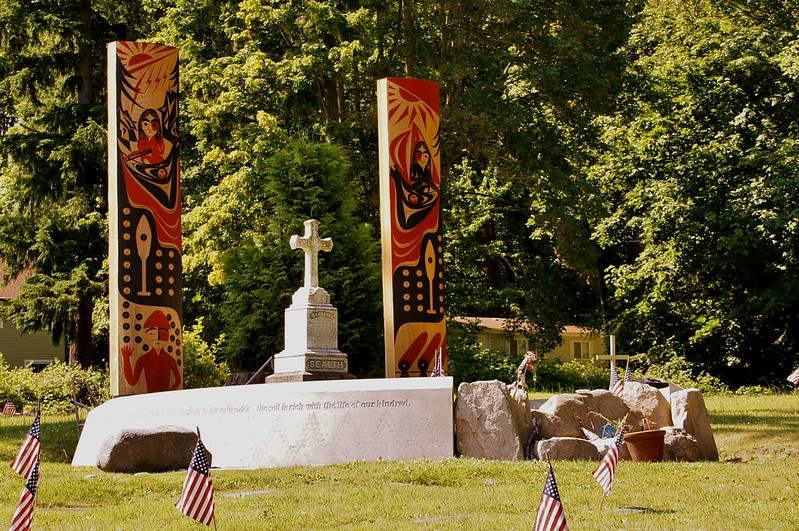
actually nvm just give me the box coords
[473,328,605,362]
[547,331,606,362]
[0,308,64,368]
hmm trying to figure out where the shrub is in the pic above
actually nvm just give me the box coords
[533,358,610,392]
[640,355,729,394]
[182,324,230,389]
[0,355,111,415]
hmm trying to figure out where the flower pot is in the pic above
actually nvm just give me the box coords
[623,429,665,462]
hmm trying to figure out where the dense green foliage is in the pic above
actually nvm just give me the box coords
[0,355,110,415]
[1,0,798,385]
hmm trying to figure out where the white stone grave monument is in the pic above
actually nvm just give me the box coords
[72,376,455,469]
[267,219,354,382]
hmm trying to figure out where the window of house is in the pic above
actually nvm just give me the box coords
[572,341,590,360]
[509,338,528,357]
[24,359,53,373]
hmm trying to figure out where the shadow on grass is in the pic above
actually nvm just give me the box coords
[710,411,799,434]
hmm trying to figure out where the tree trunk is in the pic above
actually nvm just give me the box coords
[77,2,94,106]
[70,296,94,367]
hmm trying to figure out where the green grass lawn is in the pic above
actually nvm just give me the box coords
[1,393,798,529]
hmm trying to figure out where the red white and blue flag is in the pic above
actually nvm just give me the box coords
[609,362,624,397]
[788,367,799,385]
[10,413,40,479]
[9,457,39,531]
[431,349,444,377]
[624,360,632,383]
[533,464,568,531]
[3,400,16,416]
[592,422,626,496]
[176,437,215,525]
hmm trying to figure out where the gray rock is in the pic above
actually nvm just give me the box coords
[584,390,630,432]
[662,426,703,462]
[535,437,600,461]
[532,409,584,439]
[670,388,718,461]
[537,393,591,436]
[97,426,207,473]
[455,381,524,460]
[621,381,672,430]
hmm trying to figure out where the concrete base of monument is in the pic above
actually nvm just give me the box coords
[266,349,355,382]
[264,370,356,383]
[72,377,454,470]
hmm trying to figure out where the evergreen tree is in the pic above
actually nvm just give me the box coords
[0,1,151,366]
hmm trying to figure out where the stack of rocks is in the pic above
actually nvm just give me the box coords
[454,379,717,462]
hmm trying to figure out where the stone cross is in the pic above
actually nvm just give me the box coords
[290,219,333,289]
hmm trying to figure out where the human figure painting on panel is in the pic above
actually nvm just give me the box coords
[125,108,169,165]
[121,310,181,393]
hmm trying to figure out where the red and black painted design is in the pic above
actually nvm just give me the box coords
[378,78,446,377]
[108,42,182,395]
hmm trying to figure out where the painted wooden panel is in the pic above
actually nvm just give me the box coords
[377,78,446,377]
[108,42,182,396]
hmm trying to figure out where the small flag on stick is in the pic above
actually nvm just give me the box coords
[3,399,16,416]
[788,367,799,385]
[533,464,568,531]
[176,436,215,526]
[592,419,627,497]
[624,359,632,382]
[10,413,41,479]
[431,348,444,377]
[609,362,624,397]
[9,457,39,531]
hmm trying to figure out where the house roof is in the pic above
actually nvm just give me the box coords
[0,264,30,300]
[450,316,592,335]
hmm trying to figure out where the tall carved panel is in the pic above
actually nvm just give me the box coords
[108,42,182,396]
[377,78,446,377]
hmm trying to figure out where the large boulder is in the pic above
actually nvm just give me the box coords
[537,393,591,436]
[670,388,718,461]
[662,427,703,462]
[455,380,524,460]
[97,426,205,473]
[583,390,631,433]
[535,437,599,461]
[621,381,672,430]
[531,410,583,439]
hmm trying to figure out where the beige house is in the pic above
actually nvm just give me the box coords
[0,269,64,370]
[451,317,605,361]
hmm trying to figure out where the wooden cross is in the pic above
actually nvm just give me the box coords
[595,335,630,364]
[290,219,333,289]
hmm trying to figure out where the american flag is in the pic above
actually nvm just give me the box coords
[10,413,41,479]
[3,400,16,416]
[533,464,568,531]
[176,437,215,525]
[788,367,799,385]
[592,422,626,495]
[431,349,444,377]
[624,360,632,382]
[609,362,624,397]
[9,457,39,531]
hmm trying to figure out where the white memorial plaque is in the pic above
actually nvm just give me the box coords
[73,377,454,469]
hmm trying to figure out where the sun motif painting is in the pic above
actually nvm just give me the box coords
[377,78,446,377]
[108,41,182,396]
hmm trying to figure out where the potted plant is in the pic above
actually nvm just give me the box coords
[623,418,666,462]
